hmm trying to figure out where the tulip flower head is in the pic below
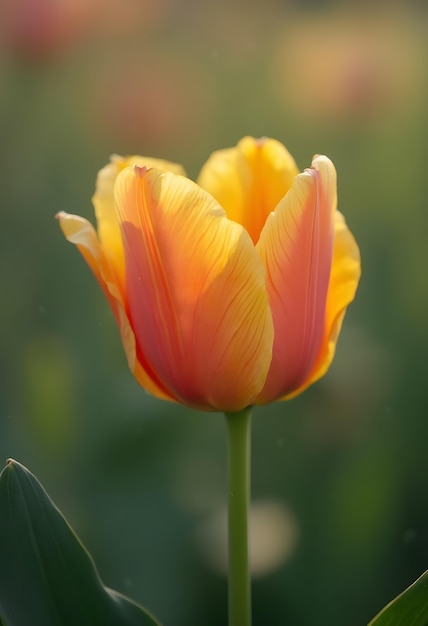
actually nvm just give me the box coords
[57,137,360,412]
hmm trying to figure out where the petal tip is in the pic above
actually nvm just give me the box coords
[133,164,150,177]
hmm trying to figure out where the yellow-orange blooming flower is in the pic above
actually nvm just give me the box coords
[57,137,360,412]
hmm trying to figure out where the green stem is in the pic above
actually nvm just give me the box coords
[225,407,252,626]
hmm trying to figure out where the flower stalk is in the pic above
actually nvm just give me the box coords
[225,407,252,626]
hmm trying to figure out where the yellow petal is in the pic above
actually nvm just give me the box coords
[197,136,299,244]
[114,165,274,411]
[255,155,337,404]
[56,211,174,403]
[56,211,119,303]
[92,154,186,286]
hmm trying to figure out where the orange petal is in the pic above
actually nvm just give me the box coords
[197,136,299,245]
[255,155,336,404]
[114,165,274,411]
[92,154,186,287]
[286,210,361,398]
[56,211,173,403]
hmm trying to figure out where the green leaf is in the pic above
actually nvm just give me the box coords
[368,570,428,625]
[0,459,162,626]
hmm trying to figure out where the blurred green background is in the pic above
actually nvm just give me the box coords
[1,0,428,624]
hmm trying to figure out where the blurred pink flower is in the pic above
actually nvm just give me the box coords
[93,54,213,148]
[0,0,172,62]
[0,0,85,61]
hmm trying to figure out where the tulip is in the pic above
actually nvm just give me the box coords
[57,137,360,413]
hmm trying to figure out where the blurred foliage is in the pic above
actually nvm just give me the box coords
[1,0,428,624]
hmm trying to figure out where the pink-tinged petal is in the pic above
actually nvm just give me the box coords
[56,211,174,403]
[197,136,299,244]
[255,155,336,404]
[92,154,186,287]
[285,210,361,398]
[114,165,274,412]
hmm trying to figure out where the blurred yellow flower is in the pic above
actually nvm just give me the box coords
[274,11,426,124]
[57,137,360,411]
